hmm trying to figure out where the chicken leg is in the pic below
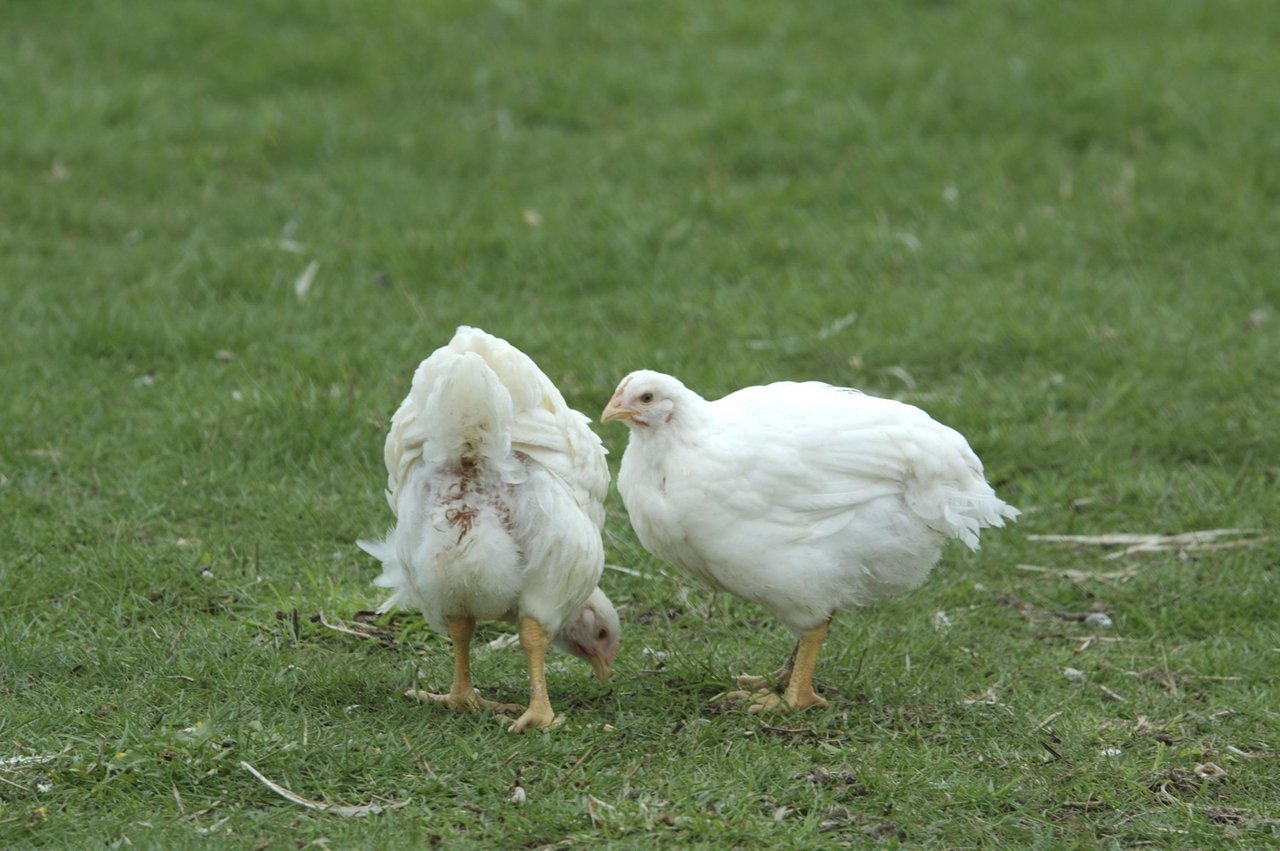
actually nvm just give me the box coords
[408,615,520,713]
[509,616,560,732]
[780,618,831,710]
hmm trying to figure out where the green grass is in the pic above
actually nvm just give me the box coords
[3,0,1279,846]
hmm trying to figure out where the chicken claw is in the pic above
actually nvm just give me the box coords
[735,674,775,690]
[712,688,783,714]
[508,707,564,733]
[735,643,798,690]
[747,691,783,715]
[406,688,521,714]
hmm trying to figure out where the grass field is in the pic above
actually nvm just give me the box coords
[3,0,1279,846]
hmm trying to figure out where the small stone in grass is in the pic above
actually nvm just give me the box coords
[1195,762,1226,780]
[1244,308,1270,330]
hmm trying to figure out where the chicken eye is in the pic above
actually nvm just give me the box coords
[639,392,654,403]
[597,628,608,640]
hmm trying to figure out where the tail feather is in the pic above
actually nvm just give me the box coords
[414,351,514,465]
[910,481,1020,551]
[357,535,407,614]
[446,326,551,412]
[383,348,526,511]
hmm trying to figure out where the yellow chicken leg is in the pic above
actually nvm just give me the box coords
[408,615,520,713]
[510,616,560,732]
[781,618,831,710]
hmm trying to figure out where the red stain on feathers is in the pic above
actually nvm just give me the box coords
[439,459,514,544]
[444,505,479,543]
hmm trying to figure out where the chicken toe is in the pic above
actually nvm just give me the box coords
[508,705,562,732]
[746,690,784,715]
[407,688,521,714]
[710,688,783,714]
[736,642,799,691]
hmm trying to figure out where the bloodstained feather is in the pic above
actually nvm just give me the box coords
[438,458,516,544]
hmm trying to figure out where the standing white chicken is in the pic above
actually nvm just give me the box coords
[359,327,619,732]
[602,371,1017,712]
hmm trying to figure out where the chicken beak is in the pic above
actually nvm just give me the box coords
[587,649,613,682]
[600,403,638,423]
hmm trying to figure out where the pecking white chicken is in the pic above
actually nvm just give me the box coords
[602,370,1018,712]
[359,326,619,732]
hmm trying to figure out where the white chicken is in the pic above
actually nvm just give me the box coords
[359,327,619,732]
[602,371,1018,712]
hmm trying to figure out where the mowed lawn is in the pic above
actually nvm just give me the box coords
[2,0,1278,846]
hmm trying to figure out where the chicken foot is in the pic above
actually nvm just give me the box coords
[735,641,797,691]
[407,614,521,714]
[718,618,831,713]
[509,615,561,732]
